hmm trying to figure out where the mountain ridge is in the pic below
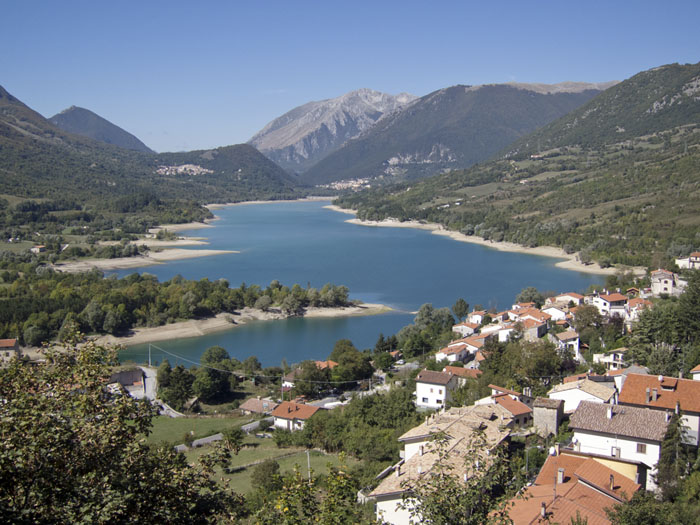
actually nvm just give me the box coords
[49,105,154,153]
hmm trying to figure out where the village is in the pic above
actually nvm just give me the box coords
[2,262,699,524]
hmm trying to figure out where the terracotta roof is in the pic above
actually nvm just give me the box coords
[475,350,486,362]
[443,366,482,379]
[454,321,479,329]
[0,339,18,348]
[521,318,546,329]
[562,292,584,299]
[619,373,700,413]
[450,335,487,348]
[569,401,669,442]
[691,251,700,257]
[600,293,627,303]
[239,398,278,414]
[691,364,700,374]
[493,394,532,416]
[489,384,521,397]
[509,453,639,525]
[314,359,338,369]
[271,401,320,421]
[628,298,652,309]
[651,268,674,276]
[534,397,563,410]
[416,369,455,386]
[437,344,467,355]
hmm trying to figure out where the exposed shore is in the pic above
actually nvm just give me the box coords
[93,303,392,347]
[206,196,333,211]
[53,248,238,272]
[324,205,645,276]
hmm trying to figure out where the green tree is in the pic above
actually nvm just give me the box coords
[656,413,692,501]
[373,351,394,371]
[0,335,242,523]
[452,298,470,321]
[221,427,245,455]
[515,287,545,307]
[251,458,282,492]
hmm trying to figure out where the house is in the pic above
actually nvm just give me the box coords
[271,401,320,431]
[593,293,628,317]
[415,370,458,409]
[618,373,700,446]
[650,269,687,297]
[451,320,479,337]
[30,245,46,254]
[542,305,568,322]
[447,334,489,355]
[491,394,533,427]
[239,397,279,415]
[626,297,653,324]
[520,318,548,341]
[487,384,534,407]
[368,404,513,525]
[593,347,628,371]
[554,330,581,361]
[505,449,641,524]
[691,364,700,381]
[676,251,700,270]
[442,366,482,386]
[569,400,669,490]
[533,397,564,436]
[434,343,468,363]
[314,359,338,370]
[604,365,649,392]
[281,368,302,390]
[0,338,20,364]
[546,292,585,307]
[467,310,486,325]
[548,378,615,414]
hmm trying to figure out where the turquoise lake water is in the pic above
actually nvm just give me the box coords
[117,200,603,367]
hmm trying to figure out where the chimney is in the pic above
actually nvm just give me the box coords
[557,468,564,485]
[396,465,401,477]
[609,474,614,491]
[554,442,560,456]
[417,466,422,475]
[607,406,613,419]
[652,388,658,402]
[665,411,671,422]
[679,370,683,379]
[645,387,650,404]
[463,473,468,482]
[675,401,680,415]
[419,445,424,456]
[540,502,547,518]
[658,375,663,382]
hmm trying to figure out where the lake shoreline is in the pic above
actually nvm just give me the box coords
[323,204,645,276]
[93,303,392,347]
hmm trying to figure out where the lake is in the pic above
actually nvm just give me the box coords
[117,200,603,367]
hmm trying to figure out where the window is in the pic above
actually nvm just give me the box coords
[430,388,434,393]
[422,397,428,403]
[637,443,647,454]
[439,389,443,395]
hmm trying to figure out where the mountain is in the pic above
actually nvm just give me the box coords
[49,105,154,153]
[0,84,301,210]
[301,82,613,186]
[248,89,416,173]
[334,62,700,267]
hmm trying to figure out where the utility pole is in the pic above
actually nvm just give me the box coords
[307,449,311,481]
[148,344,152,367]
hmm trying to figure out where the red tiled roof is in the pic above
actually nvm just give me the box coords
[0,339,18,348]
[437,344,467,355]
[574,457,640,501]
[691,364,700,374]
[443,366,482,379]
[556,330,579,341]
[600,293,627,303]
[475,350,486,362]
[619,373,700,413]
[489,384,521,396]
[314,359,338,369]
[416,370,455,386]
[271,401,320,421]
[239,398,278,414]
[493,394,532,416]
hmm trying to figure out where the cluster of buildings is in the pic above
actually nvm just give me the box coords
[155,164,214,176]
[369,367,700,524]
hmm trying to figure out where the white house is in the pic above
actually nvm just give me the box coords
[542,306,567,322]
[271,401,320,431]
[593,293,628,317]
[546,292,584,306]
[0,338,20,364]
[676,252,700,270]
[548,378,615,414]
[435,344,468,363]
[618,373,700,447]
[691,364,700,381]
[650,269,687,297]
[569,401,669,490]
[414,370,458,409]
[369,404,513,525]
[554,330,581,361]
[451,320,479,337]
[593,347,628,371]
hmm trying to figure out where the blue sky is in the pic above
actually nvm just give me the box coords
[2,1,698,152]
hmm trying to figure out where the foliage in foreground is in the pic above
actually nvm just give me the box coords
[0,335,242,523]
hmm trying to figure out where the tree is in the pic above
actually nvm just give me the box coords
[251,459,282,493]
[374,351,394,371]
[254,295,273,312]
[452,298,470,321]
[0,335,242,522]
[399,431,514,525]
[515,287,545,307]
[656,413,692,501]
[221,427,245,455]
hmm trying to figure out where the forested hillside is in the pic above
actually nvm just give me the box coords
[335,62,700,267]
[0,85,304,239]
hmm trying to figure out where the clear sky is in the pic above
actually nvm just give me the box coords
[2,1,698,152]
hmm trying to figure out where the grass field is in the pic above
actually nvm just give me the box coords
[184,435,356,494]
[146,414,253,445]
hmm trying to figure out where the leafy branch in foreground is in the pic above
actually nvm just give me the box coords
[0,334,243,523]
